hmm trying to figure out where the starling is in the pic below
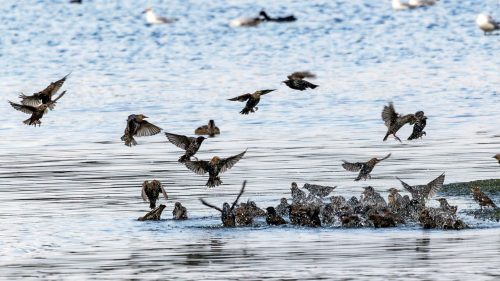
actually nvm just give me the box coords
[165,132,206,162]
[228,89,275,114]
[194,120,220,137]
[184,150,246,187]
[361,186,387,209]
[9,101,49,126]
[396,173,445,204]
[141,180,168,209]
[387,188,403,211]
[342,153,391,181]
[288,204,321,227]
[368,212,397,228]
[266,207,287,225]
[282,77,318,91]
[19,73,70,110]
[407,111,427,140]
[138,204,166,221]
[436,198,457,214]
[493,154,500,164]
[287,71,316,80]
[302,183,337,198]
[234,200,266,226]
[199,181,246,227]
[291,182,306,204]
[382,102,419,142]
[275,198,290,217]
[121,114,162,146]
[470,186,497,210]
[259,10,297,22]
[172,202,188,220]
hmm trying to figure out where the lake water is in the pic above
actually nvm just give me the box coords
[0,0,499,279]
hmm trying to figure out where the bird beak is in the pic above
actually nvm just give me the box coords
[143,115,149,118]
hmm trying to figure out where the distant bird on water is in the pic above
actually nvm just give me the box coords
[164,132,206,163]
[381,102,420,142]
[229,17,262,27]
[470,186,497,210]
[199,181,246,227]
[141,180,168,209]
[184,150,247,187]
[9,102,49,126]
[493,154,500,164]
[342,153,391,181]
[396,173,445,204]
[476,14,500,35]
[143,8,176,24]
[407,111,427,140]
[259,10,296,22]
[19,73,70,110]
[121,114,162,146]
[392,0,435,10]
[195,120,220,137]
[265,207,287,225]
[228,89,275,114]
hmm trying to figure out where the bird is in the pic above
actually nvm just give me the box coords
[228,89,275,114]
[164,132,206,163]
[302,183,337,198]
[9,102,49,126]
[121,114,162,146]
[396,173,445,204]
[143,8,176,24]
[194,120,220,137]
[141,180,168,209]
[342,153,391,181]
[436,198,457,214]
[234,200,266,226]
[361,186,387,209]
[138,204,166,221]
[290,182,307,204]
[407,111,427,140]
[287,71,316,80]
[392,0,435,10]
[184,150,246,187]
[387,188,403,211]
[259,11,296,22]
[282,77,318,91]
[288,204,321,227]
[275,198,290,216]
[172,202,188,220]
[493,154,500,164]
[382,102,419,142]
[70,0,82,4]
[199,181,246,227]
[476,13,500,35]
[19,73,70,110]
[266,207,287,225]
[229,17,262,27]
[470,186,497,210]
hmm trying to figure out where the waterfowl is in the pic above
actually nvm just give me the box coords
[382,102,420,142]
[228,89,275,114]
[9,102,49,126]
[407,111,427,140]
[184,150,246,187]
[229,17,262,27]
[164,132,206,162]
[19,73,70,110]
[143,8,176,24]
[470,186,497,210]
[266,207,287,225]
[282,77,318,91]
[342,153,391,181]
[138,204,166,221]
[259,10,296,22]
[121,114,162,146]
[396,173,445,204]
[141,180,168,209]
[172,202,188,220]
[303,183,337,198]
[194,120,220,137]
[199,181,246,227]
[476,14,500,35]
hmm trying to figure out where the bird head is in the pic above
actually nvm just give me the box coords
[208,119,215,127]
[493,154,500,161]
[363,186,375,195]
[136,114,148,121]
[266,206,276,215]
[415,111,425,118]
[222,202,231,213]
[174,202,182,209]
[470,186,480,193]
[210,156,221,165]
[197,136,206,143]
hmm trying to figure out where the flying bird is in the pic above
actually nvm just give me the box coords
[121,114,162,146]
[199,181,246,227]
[141,180,168,209]
[194,120,220,137]
[9,102,49,126]
[396,173,445,204]
[165,132,206,162]
[407,111,427,140]
[342,153,391,181]
[282,76,318,91]
[381,102,419,142]
[184,150,246,187]
[19,73,70,110]
[228,89,275,114]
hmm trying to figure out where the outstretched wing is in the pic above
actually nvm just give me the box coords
[396,177,417,195]
[218,150,246,173]
[422,173,445,199]
[378,153,392,162]
[200,199,223,212]
[165,132,192,151]
[160,186,168,199]
[231,180,246,211]
[342,161,363,172]
[382,102,398,128]
[19,93,42,107]
[136,121,162,137]
[228,93,251,102]
[185,160,210,175]
[9,101,36,115]
[141,184,148,201]
[38,72,70,97]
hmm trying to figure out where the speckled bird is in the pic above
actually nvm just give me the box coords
[141,180,168,209]
[194,120,220,137]
[470,186,497,210]
[342,153,391,181]
[387,188,403,211]
[199,181,246,227]
[184,150,246,187]
[228,89,275,114]
[275,198,290,216]
[165,132,206,162]
[9,101,49,126]
[19,73,70,110]
[408,111,427,140]
[121,114,162,146]
[396,173,445,204]
[291,182,306,204]
[266,207,287,225]
[382,102,419,142]
[303,183,337,198]
[436,198,457,214]
[172,202,188,220]
[282,77,318,91]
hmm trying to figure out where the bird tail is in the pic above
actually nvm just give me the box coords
[206,177,222,188]
[23,118,40,126]
[309,83,318,89]
[121,135,137,146]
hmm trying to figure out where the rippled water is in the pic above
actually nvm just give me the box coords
[1,0,499,279]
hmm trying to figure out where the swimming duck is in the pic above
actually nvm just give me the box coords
[342,153,391,181]
[172,202,188,220]
[407,111,427,140]
[266,207,287,225]
[476,14,500,35]
[194,120,220,137]
[184,150,246,187]
[396,173,445,204]
[19,73,70,110]
[470,186,497,210]
[121,114,162,146]
[138,204,166,221]
[228,89,275,114]
[164,132,206,162]
[143,8,176,24]
[382,102,420,142]
[141,180,168,209]
[9,102,49,126]
[259,10,297,22]
[199,181,246,227]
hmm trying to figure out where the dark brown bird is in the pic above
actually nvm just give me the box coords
[303,183,337,198]
[368,211,397,228]
[436,198,457,214]
[172,202,188,220]
[289,204,321,227]
[342,153,391,181]
[121,114,162,146]
[141,180,168,209]
[407,111,427,140]
[493,154,500,164]
[282,77,318,91]
[382,102,419,142]
[184,150,246,187]
[228,89,275,114]
[19,73,70,110]
[287,71,316,80]
[396,173,445,204]
[234,200,266,226]
[199,181,246,227]
[194,120,220,137]
[470,186,497,210]
[9,102,49,126]
[266,207,287,225]
[165,132,206,162]
[387,188,403,211]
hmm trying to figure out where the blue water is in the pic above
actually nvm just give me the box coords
[0,0,499,279]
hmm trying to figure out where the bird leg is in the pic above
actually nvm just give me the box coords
[394,135,402,143]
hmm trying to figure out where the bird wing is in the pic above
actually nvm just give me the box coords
[288,71,316,80]
[231,180,246,211]
[396,177,417,196]
[160,186,168,199]
[184,160,210,175]
[19,93,42,107]
[135,121,162,137]
[165,132,192,150]
[378,153,392,162]
[218,150,246,173]
[141,184,148,201]
[422,173,445,199]
[228,93,251,102]
[200,199,223,212]
[38,72,70,97]
[9,101,36,114]
[52,90,66,103]
[382,102,398,128]
[342,161,363,172]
